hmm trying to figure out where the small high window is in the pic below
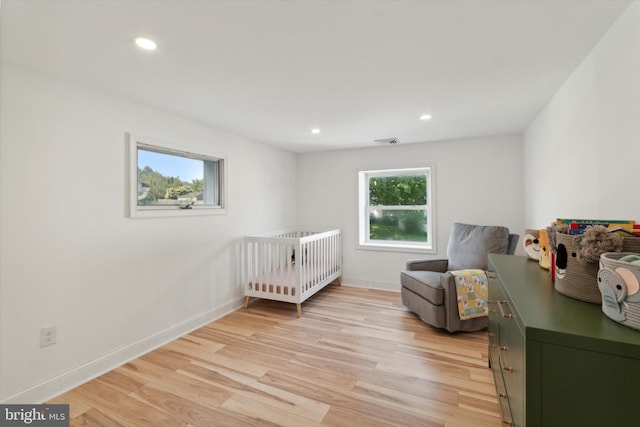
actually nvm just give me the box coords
[358,167,434,252]
[128,134,226,218]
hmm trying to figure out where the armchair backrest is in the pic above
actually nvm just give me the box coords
[446,223,518,270]
[507,233,519,256]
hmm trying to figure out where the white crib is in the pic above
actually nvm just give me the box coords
[244,229,342,317]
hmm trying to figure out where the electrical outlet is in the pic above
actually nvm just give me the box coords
[40,326,57,348]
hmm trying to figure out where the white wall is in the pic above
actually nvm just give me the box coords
[297,135,524,290]
[524,2,640,229]
[0,63,297,403]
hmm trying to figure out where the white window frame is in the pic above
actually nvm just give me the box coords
[357,166,435,253]
[128,134,227,218]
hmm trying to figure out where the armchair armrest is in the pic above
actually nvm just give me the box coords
[405,259,448,273]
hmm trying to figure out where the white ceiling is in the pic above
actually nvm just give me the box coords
[0,0,631,153]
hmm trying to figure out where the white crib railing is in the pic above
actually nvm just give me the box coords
[244,229,342,316]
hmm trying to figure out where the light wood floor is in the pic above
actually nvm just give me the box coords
[49,285,500,426]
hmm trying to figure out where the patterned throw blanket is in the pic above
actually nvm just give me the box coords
[450,269,489,320]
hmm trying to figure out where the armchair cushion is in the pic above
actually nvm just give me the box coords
[446,223,511,271]
[400,270,445,305]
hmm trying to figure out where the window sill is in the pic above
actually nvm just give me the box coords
[130,206,227,219]
[357,242,435,254]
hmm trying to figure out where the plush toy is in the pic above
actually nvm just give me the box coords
[573,225,623,265]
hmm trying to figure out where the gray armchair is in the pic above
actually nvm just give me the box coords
[401,223,519,333]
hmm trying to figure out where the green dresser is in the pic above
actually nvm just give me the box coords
[487,254,640,427]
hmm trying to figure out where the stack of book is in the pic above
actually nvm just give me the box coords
[556,218,639,236]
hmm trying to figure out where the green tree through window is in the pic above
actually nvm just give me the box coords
[129,134,226,218]
[359,167,433,250]
[369,176,427,206]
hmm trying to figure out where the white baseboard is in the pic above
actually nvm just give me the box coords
[2,297,245,404]
[341,277,400,292]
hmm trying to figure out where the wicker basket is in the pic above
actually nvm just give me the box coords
[598,252,640,331]
[554,233,601,303]
[554,234,640,304]
[622,236,640,252]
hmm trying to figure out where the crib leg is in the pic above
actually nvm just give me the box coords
[244,296,250,309]
[296,303,302,318]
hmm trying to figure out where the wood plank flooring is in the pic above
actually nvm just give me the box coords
[48,285,500,426]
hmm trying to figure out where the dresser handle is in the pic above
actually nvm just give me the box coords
[498,393,507,399]
[497,300,513,319]
[498,347,513,373]
[502,420,513,426]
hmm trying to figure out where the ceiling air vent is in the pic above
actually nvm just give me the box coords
[374,137,399,145]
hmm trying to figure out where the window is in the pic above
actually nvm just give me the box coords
[358,167,434,252]
[128,134,226,218]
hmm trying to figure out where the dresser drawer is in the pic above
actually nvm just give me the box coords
[489,342,514,426]
[499,305,524,427]
[487,271,504,363]
[489,271,525,426]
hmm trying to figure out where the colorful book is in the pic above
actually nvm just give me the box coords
[556,218,636,225]
[558,219,636,236]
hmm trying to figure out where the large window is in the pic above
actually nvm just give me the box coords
[128,134,226,218]
[358,167,434,252]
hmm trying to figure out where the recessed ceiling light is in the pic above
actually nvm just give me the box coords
[310,128,321,134]
[135,37,157,50]
[419,114,432,121]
